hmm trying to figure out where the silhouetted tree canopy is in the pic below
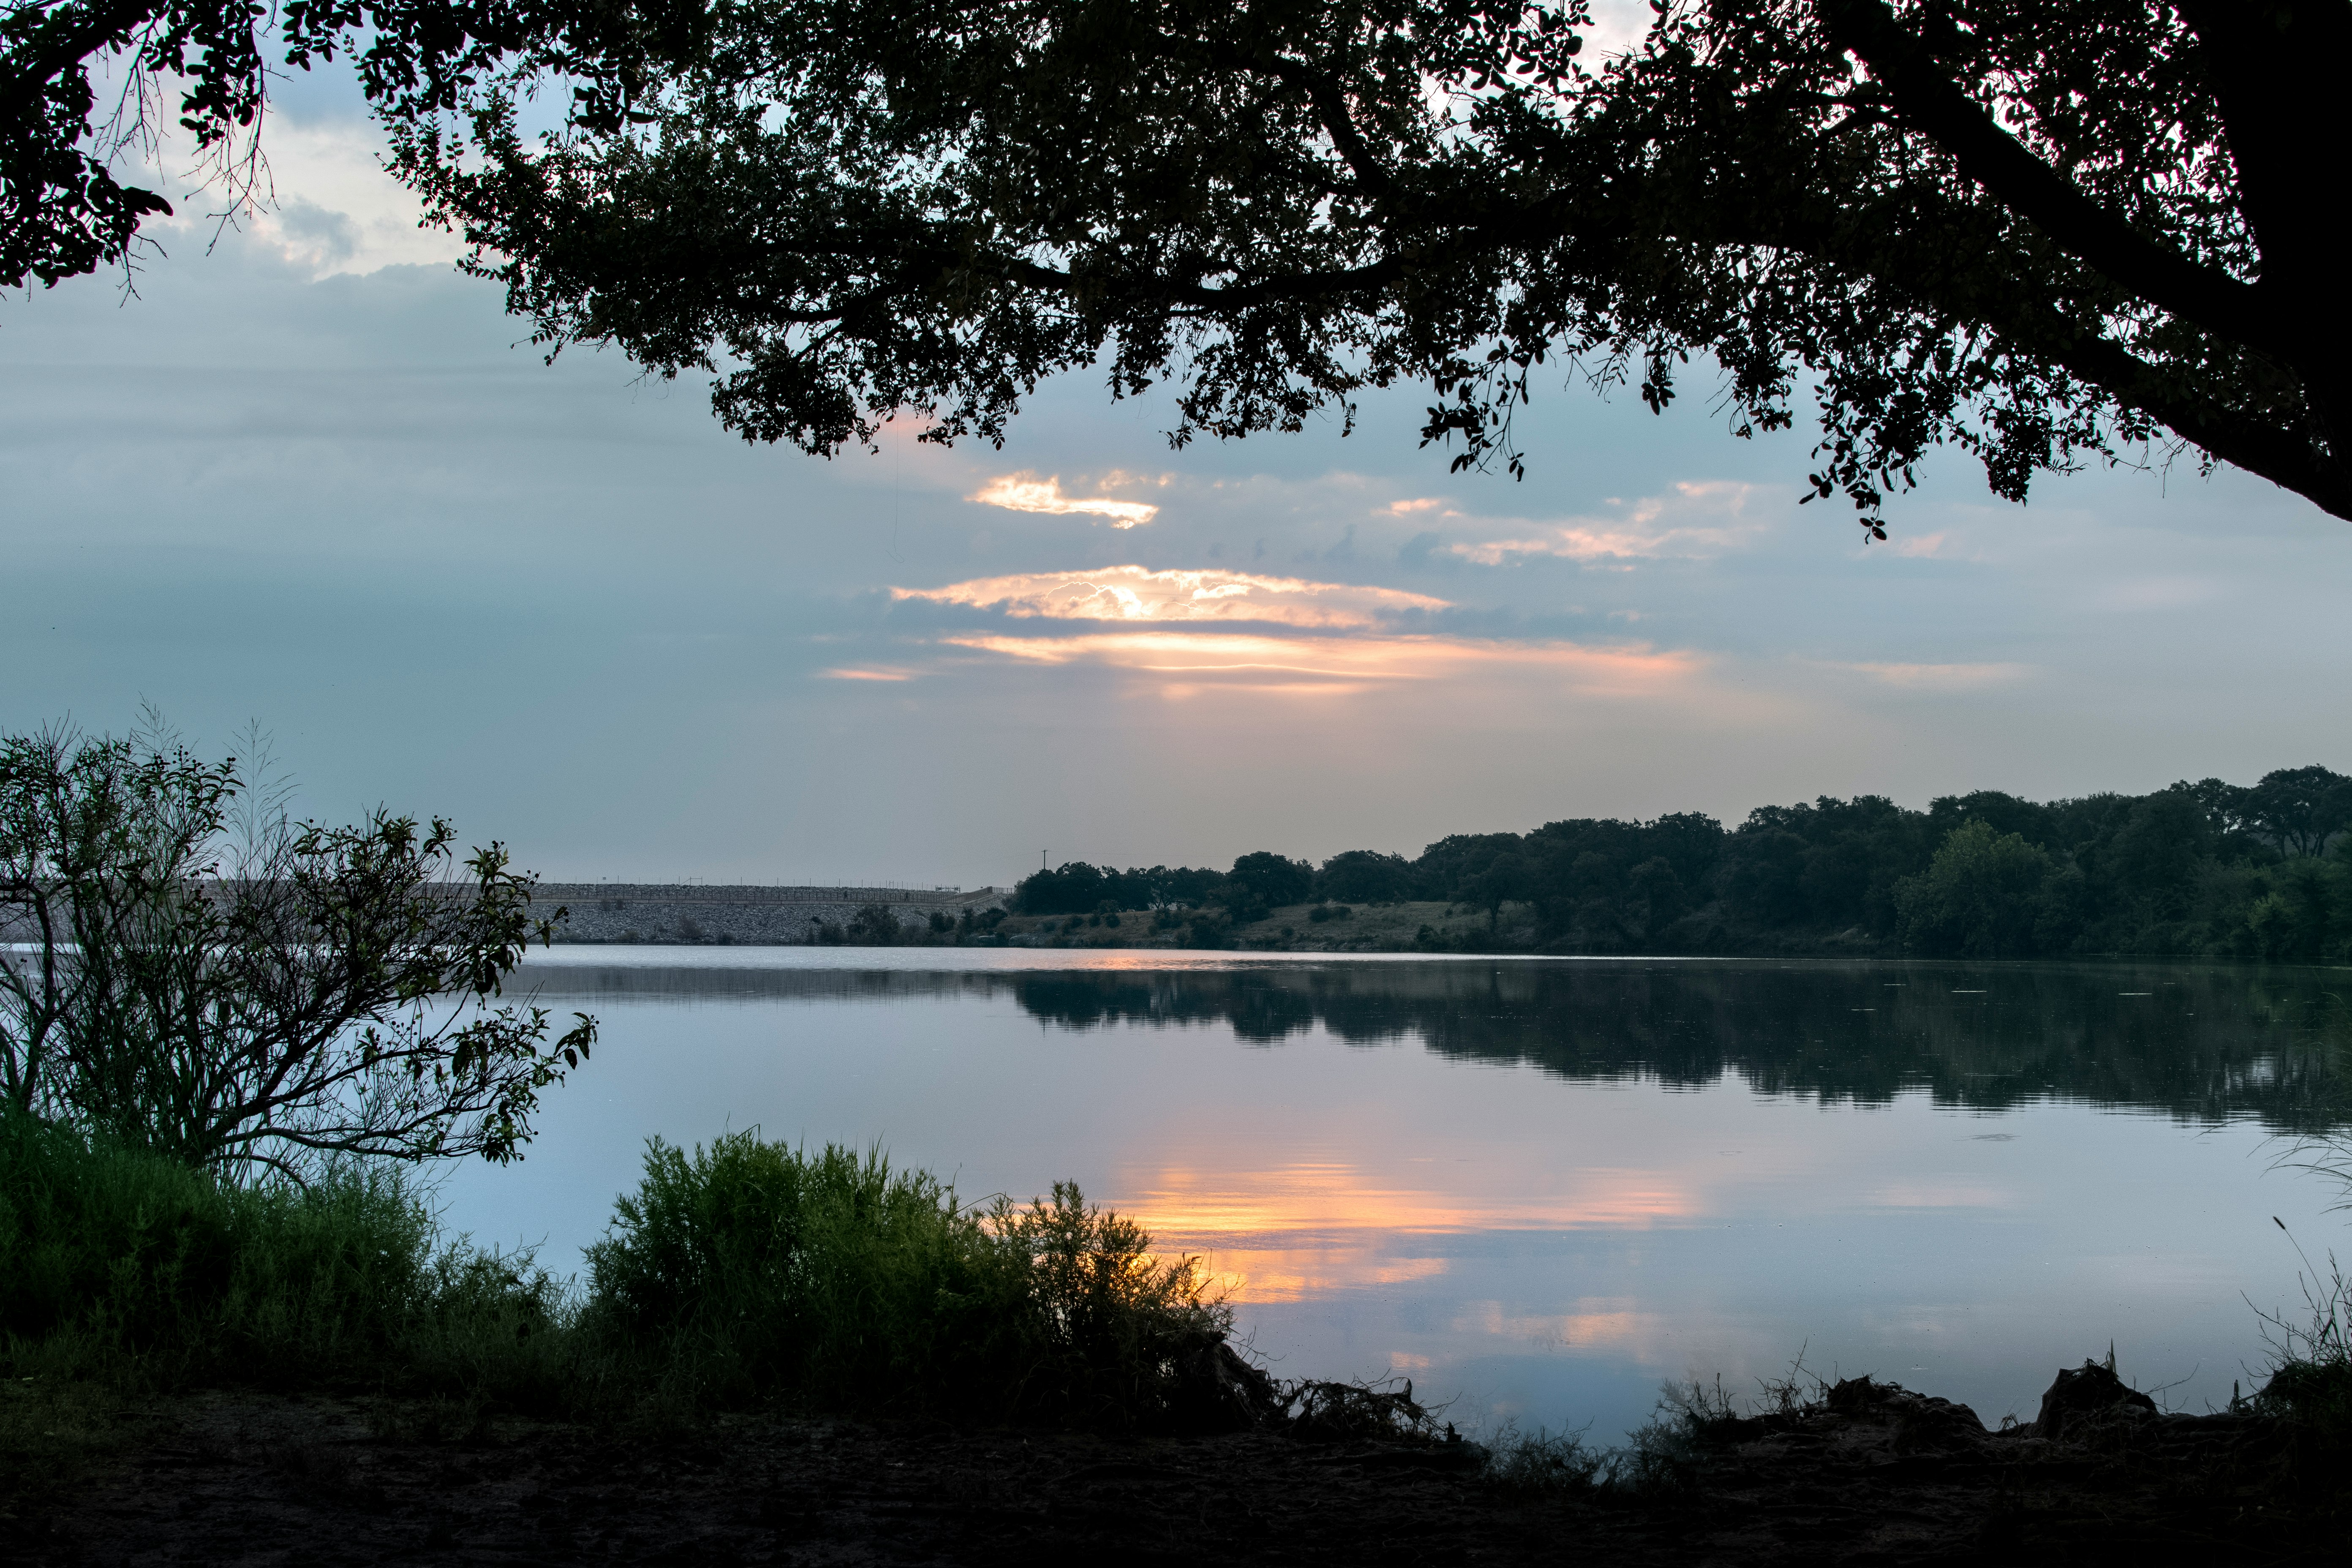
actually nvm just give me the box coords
[0,0,709,287]
[8,3,2346,523]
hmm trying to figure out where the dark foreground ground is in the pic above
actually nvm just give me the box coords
[6,1368,2330,1567]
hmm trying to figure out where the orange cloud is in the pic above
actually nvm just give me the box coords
[968,473,1160,527]
[897,566,1446,629]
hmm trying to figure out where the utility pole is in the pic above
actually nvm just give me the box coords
[1042,850,1048,872]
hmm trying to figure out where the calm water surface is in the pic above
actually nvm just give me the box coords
[436,950,2352,1441]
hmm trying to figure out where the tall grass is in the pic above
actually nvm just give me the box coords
[0,1105,442,1386]
[2254,1231,2352,1487]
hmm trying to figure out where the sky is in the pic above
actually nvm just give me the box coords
[5,41,2350,889]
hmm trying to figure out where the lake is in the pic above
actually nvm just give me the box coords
[434,949,2352,1443]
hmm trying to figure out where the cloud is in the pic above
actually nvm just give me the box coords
[896,566,1448,629]
[1826,661,2030,690]
[142,116,468,278]
[968,472,1161,527]
[819,667,915,682]
[1449,481,1768,564]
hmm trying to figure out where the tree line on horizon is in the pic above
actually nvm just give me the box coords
[1011,766,2352,961]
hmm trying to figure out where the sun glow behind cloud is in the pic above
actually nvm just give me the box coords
[885,566,1707,699]
[939,630,1701,697]
[895,566,1446,629]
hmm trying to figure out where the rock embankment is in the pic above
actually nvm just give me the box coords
[531,884,1010,945]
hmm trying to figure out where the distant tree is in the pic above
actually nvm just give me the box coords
[0,723,592,1181]
[1927,790,2054,850]
[1314,850,1414,904]
[1725,825,1810,928]
[1894,821,2054,958]
[1221,852,1314,915]
[2183,777,2254,841]
[2240,890,2296,961]
[1625,857,1689,939]
[1129,864,1221,909]
[1012,861,1108,915]
[1642,813,1727,890]
[2241,766,2352,858]
[1411,833,1525,904]
[1467,852,1533,932]
[2278,859,2336,960]
[2101,786,2213,921]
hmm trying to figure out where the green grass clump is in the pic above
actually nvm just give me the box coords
[0,1105,575,1503]
[584,1131,1227,1424]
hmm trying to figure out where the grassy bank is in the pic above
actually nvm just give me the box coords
[0,1113,1230,1506]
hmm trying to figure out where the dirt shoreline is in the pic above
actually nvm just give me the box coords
[7,1365,2327,1566]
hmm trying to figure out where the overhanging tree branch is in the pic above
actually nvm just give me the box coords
[1819,0,2285,361]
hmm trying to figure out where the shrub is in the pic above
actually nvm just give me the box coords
[846,904,905,944]
[582,1132,1225,1424]
[988,1182,1229,1426]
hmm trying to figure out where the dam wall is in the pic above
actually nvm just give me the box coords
[531,884,1012,945]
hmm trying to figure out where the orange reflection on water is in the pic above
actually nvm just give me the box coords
[1451,1298,1665,1353]
[1193,1247,1450,1303]
[1115,1160,1702,1303]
